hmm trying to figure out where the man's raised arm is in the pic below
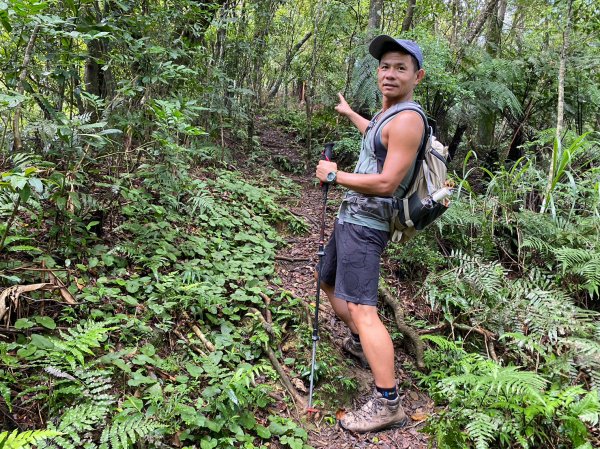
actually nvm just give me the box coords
[335,93,370,134]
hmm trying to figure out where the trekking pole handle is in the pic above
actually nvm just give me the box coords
[322,142,334,162]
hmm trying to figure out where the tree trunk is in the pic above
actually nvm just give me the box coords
[555,2,571,145]
[84,37,114,101]
[541,0,572,213]
[464,0,499,46]
[486,0,507,56]
[401,0,416,32]
[477,0,507,151]
[12,25,40,152]
[368,0,383,36]
[448,123,468,161]
[267,31,312,101]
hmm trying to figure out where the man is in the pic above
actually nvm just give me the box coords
[315,35,426,433]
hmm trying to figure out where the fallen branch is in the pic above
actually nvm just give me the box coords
[452,323,499,362]
[275,255,311,263]
[248,308,274,336]
[249,304,307,413]
[190,323,216,352]
[263,343,307,411]
[259,292,273,324]
[418,322,499,362]
[47,270,77,305]
[181,312,216,352]
[173,329,207,357]
[487,340,499,362]
[451,323,496,340]
[379,285,425,371]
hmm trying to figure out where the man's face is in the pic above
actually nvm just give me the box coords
[377,51,424,102]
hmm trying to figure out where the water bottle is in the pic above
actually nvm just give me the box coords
[421,187,453,208]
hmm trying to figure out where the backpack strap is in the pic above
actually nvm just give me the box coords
[370,103,430,174]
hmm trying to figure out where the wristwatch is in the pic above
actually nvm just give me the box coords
[326,170,338,184]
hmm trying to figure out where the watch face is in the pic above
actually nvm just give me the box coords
[327,172,336,182]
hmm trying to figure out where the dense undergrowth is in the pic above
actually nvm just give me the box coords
[2,119,599,449]
[1,146,339,448]
[386,138,600,448]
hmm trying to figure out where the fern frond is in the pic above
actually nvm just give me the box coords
[519,283,597,343]
[442,364,547,401]
[465,413,498,449]
[555,247,600,295]
[520,235,554,255]
[569,390,600,426]
[350,54,379,112]
[421,334,465,353]
[44,366,76,381]
[0,430,61,449]
[99,413,163,449]
[38,402,110,449]
[51,320,118,367]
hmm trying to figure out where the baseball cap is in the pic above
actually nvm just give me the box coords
[369,35,424,70]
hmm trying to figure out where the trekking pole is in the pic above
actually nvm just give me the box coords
[307,142,334,415]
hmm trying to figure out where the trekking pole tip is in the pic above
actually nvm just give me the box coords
[305,407,320,419]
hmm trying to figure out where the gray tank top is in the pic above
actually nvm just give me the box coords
[338,102,424,232]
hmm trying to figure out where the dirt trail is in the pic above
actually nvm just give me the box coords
[257,123,434,449]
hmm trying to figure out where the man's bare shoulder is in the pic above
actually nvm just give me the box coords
[385,109,424,132]
[381,109,425,148]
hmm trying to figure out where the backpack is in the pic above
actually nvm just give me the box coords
[371,103,452,243]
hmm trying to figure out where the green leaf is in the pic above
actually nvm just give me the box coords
[200,438,218,449]
[226,388,239,405]
[122,295,139,306]
[10,175,27,191]
[123,396,144,411]
[6,245,42,253]
[34,316,56,330]
[0,9,11,32]
[30,334,54,349]
[28,177,43,193]
[255,425,271,439]
[18,183,31,202]
[14,318,34,329]
[185,363,203,377]
[112,358,131,373]
[268,421,289,436]
[17,344,37,358]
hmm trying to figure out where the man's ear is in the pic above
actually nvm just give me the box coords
[415,69,426,85]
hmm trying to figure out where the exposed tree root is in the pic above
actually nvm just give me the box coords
[250,300,308,415]
[379,284,426,371]
[248,307,275,336]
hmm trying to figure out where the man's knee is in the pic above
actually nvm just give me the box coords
[348,303,378,327]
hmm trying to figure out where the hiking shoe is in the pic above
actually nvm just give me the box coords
[342,337,369,369]
[339,390,408,433]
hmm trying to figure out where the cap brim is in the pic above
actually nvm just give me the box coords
[370,35,408,60]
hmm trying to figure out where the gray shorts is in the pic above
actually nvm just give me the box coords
[318,220,389,306]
